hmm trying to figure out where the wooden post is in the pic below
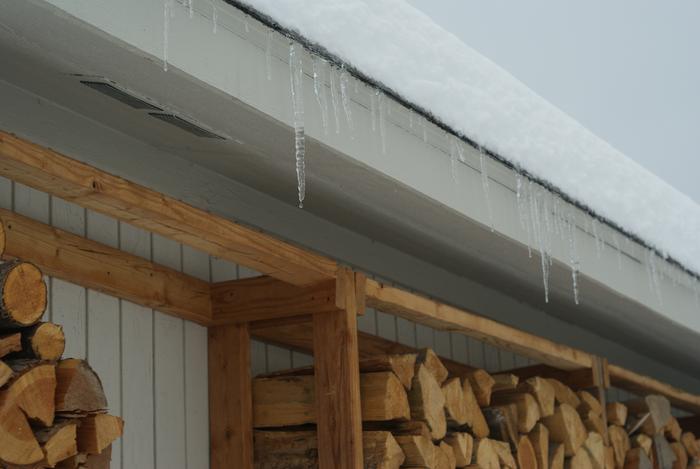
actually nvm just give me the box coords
[208,323,253,469]
[313,267,364,469]
[593,357,610,444]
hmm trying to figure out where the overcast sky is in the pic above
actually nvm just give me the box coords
[407,0,700,203]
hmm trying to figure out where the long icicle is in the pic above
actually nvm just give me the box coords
[289,44,306,208]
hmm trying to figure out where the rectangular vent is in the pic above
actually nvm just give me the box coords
[148,113,225,139]
[81,81,162,111]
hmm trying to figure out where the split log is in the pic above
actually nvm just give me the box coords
[0,332,21,357]
[491,392,541,433]
[548,379,581,408]
[566,449,593,469]
[409,364,447,440]
[664,417,682,442]
[76,414,123,454]
[55,452,87,469]
[483,405,518,447]
[0,261,47,328]
[609,425,632,469]
[254,371,410,426]
[443,377,470,426]
[417,348,449,385]
[605,446,616,469]
[520,376,556,418]
[626,396,671,436]
[550,444,566,469]
[0,402,43,465]
[463,379,489,438]
[390,421,435,467]
[0,360,11,387]
[606,403,628,427]
[361,353,417,390]
[445,432,473,468]
[493,374,519,392]
[578,391,602,416]
[0,361,56,426]
[83,445,112,469]
[35,419,78,467]
[632,434,653,456]
[436,441,457,469]
[583,432,605,469]
[253,430,405,469]
[543,404,588,456]
[670,442,688,469]
[652,434,677,469]
[468,369,496,407]
[680,433,699,459]
[624,448,653,469]
[55,359,107,416]
[493,439,517,468]
[15,322,66,361]
[529,422,550,469]
[473,438,500,469]
[581,410,606,436]
[518,435,538,469]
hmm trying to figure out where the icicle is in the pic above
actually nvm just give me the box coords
[289,44,306,208]
[565,208,580,304]
[645,249,663,306]
[409,112,414,129]
[422,118,428,142]
[456,139,465,163]
[312,56,329,134]
[163,0,171,72]
[188,0,193,18]
[370,90,377,132]
[329,67,341,134]
[212,3,218,34]
[265,31,273,81]
[479,148,494,232]
[527,182,550,303]
[377,91,387,154]
[339,65,353,132]
[591,219,603,257]
[244,16,249,33]
[516,174,532,258]
[448,136,458,183]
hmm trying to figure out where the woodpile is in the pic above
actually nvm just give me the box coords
[252,347,700,469]
[0,258,122,468]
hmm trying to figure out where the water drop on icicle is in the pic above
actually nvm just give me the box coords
[339,65,353,132]
[479,148,494,232]
[377,91,387,154]
[163,0,171,71]
[329,67,341,134]
[212,4,218,34]
[265,31,273,81]
[289,44,306,208]
[312,56,329,134]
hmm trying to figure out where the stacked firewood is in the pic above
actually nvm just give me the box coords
[0,260,123,468]
[252,348,700,469]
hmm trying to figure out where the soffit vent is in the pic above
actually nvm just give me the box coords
[81,81,162,111]
[148,113,225,139]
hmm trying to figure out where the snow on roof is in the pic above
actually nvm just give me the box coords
[237,0,700,277]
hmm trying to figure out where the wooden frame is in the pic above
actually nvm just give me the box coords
[1,131,699,467]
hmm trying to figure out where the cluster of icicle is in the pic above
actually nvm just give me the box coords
[160,0,700,308]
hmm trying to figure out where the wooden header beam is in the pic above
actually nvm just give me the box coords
[0,131,337,286]
[609,364,700,414]
[365,279,595,371]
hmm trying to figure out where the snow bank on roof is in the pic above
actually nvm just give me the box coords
[242,0,700,275]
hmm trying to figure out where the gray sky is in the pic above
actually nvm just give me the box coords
[407,0,700,202]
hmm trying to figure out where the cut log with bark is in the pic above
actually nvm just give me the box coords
[607,403,628,427]
[652,434,677,469]
[551,444,566,469]
[483,405,518,447]
[530,422,550,469]
[493,374,519,392]
[35,419,78,467]
[567,448,594,469]
[472,438,500,469]
[362,353,417,391]
[253,430,405,469]
[83,445,112,469]
[409,364,447,440]
[610,425,632,469]
[520,376,556,418]
[582,410,607,437]
[55,359,107,416]
[390,421,435,468]
[417,348,449,385]
[491,392,541,434]
[493,439,517,469]
[0,261,47,328]
[0,401,43,466]
[578,391,603,416]
[626,396,671,436]
[76,414,123,455]
[0,332,21,357]
[15,322,66,361]
[548,379,581,408]
[670,442,688,469]
[445,432,473,468]
[0,360,56,426]
[518,435,538,469]
[625,447,653,469]
[680,433,699,459]
[436,441,457,469]
[583,432,605,469]
[468,369,496,407]
[543,404,588,456]
[443,377,470,426]
[463,378,490,438]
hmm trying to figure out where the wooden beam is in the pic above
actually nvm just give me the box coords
[0,208,211,325]
[209,323,253,469]
[210,276,336,325]
[0,131,336,286]
[609,364,700,415]
[365,279,594,370]
[313,267,363,468]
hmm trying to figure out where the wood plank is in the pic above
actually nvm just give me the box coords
[210,276,337,325]
[0,130,336,286]
[209,323,253,469]
[313,268,363,469]
[500,364,601,390]
[0,208,212,325]
[365,279,594,370]
[609,364,700,414]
